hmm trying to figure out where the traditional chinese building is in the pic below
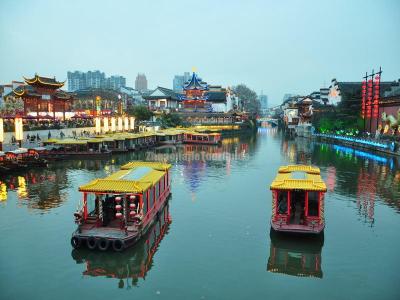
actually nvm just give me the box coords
[180,72,211,112]
[12,75,74,120]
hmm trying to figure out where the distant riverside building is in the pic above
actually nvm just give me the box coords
[67,70,126,91]
[135,73,148,91]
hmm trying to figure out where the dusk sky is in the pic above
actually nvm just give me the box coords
[1,0,399,105]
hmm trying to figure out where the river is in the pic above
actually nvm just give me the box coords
[0,128,399,300]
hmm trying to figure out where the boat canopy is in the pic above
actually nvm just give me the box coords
[121,161,171,171]
[79,161,171,193]
[270,165,327,192]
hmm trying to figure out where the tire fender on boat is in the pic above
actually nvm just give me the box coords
[98,238,110,251]
[112,239,126,252]
[87,236,98,250]
[70,236,82,249]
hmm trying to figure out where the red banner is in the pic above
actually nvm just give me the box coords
[366,79,373,118]
[361,80,366,119]
[373,75,380,118]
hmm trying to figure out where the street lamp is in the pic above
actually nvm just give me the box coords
[95,117,101,134]
[124,117,129,131]
[117,117,123,132]
[15,117,23,147]
[103,117,109,133]
[0,118,4,151]
[130,117,135,131]
[111,117,116,132]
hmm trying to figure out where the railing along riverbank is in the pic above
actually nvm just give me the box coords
[313,133,400,156]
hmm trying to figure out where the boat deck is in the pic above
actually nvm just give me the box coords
[78,222,139,239]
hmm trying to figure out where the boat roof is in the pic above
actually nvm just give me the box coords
[79,161,171,194]
[270,165,327,192]
[6,148,28,154]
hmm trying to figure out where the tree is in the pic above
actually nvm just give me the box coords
[232,84,260,114]
[159,113,183,128]
[128,105,153,121]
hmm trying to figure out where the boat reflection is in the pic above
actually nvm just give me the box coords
[267,232,324,279]
[71,203,171,288]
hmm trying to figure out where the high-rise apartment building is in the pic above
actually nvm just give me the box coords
[135,73,148,91]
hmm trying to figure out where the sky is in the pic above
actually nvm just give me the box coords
[0,0,399,106]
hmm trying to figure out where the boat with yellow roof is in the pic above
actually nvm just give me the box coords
[71,161,172,251]
[270,165,327,234]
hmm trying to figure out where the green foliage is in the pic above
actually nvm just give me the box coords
[315,114,364,135]
[159,113,183,128]
[232,84,260,114]
[128,105,153,121]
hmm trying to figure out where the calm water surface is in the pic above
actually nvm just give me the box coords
[1,129,399,300]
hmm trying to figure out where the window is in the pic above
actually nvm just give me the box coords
[87,193,97,216]
[277,191,288,214]
[308,192,319,217]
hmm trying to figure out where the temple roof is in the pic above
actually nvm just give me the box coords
[183,72,208,91]
[12,84,73,100]
[23,74,65,88]
[144,87,181,101]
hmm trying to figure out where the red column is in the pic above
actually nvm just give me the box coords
[83,193,88,219]
[287,191,291,218]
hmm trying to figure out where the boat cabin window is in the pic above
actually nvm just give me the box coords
[308,192,319,217]
[87,193,97,217]
[209,135,214,141]
[277,191,288,214]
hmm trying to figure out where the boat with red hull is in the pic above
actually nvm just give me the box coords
[269,165,327,235]
[71,161,172,251]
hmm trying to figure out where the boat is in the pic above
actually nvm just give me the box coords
[183,132,222,145]
[71,161,172,252]
[71,203,171,287]
[269,165,327,234]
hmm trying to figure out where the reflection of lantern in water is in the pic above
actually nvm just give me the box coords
[17,176,28,199]
[0,183,7,201]
[356,169,375,223]
[326,167,336,192]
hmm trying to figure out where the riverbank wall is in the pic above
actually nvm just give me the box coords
[313,133,400,157]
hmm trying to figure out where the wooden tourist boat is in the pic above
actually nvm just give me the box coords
[270,165,327,234]
[183,132,222,145]
[43,139,112,158]
[71,203,171,286]
[71,161,172,252]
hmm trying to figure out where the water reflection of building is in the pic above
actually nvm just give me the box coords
[267,234,323,278]
[280,137,314,164]
[314,143,400,219]
[72,204,171,288]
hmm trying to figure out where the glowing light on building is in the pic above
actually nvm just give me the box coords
[0,118,4,143]
[118,117,123,132]
[15,118,23,141]
[130,117,135,130]
[103,117,109,133]
[124,117,129,131]
[95,117,101,134]
[111,117,116,132]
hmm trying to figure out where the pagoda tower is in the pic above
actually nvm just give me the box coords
[179,72,211,112]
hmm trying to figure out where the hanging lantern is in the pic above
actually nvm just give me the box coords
[130,117,135,130]
[118,117,123,132]
[0,118,4,143]
[15,117,23,141]
[124,117,129,131]
[103,117,109,133]
[111,117,116,132]
[95,117,101,134]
